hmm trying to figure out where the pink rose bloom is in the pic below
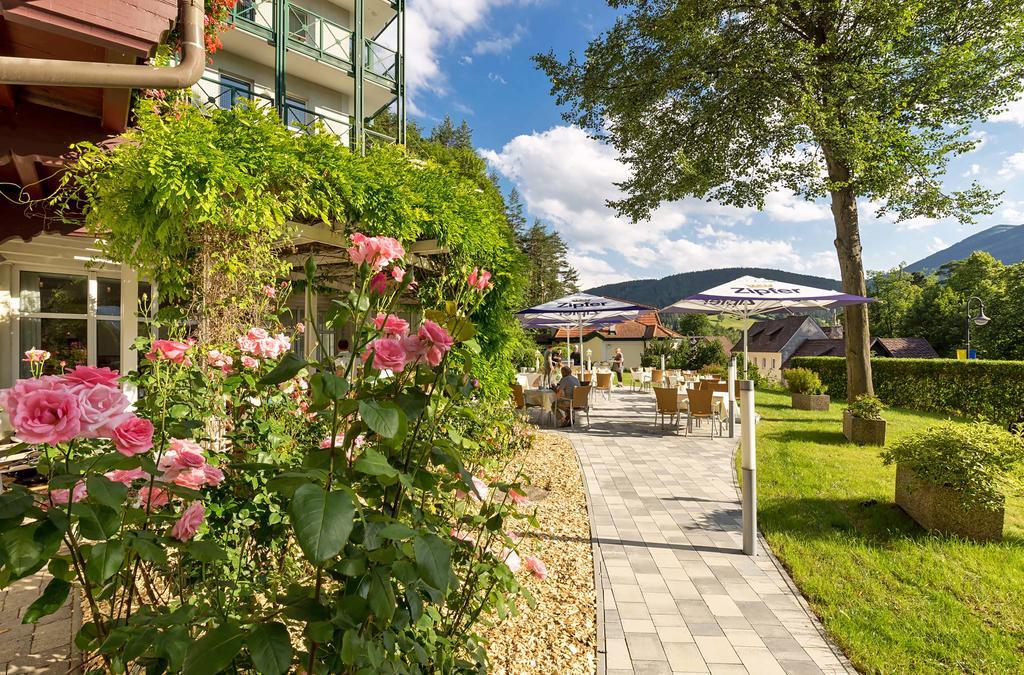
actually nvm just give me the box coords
[171,501,205,541]
[296,322,305,334]
[247,327,269,340]
[502,548,522,573]
[236,335,258,354]
[76,385,131,438]
[137,486,170,509]
[476,269,492,290]
[145,339,192,364]
[400,334,427,364]
[202,464,225,486]
[467,268,479,288]
[48,481,87,506]
[361,337,407,372]
[112,417,155,456]
[256,337,285,359]
[261,284,276,298]
[23,348,51,363]
[171,467,208,490]
[0,375,64,421]
[320,435,344,449]
[418,320,454,352]
[508,488,530,506]
[471,475,489,501]
[207,350,233,373]
[347,233,405,271]
[13,388,81,445]
[241,355,259,369]
[391,266,405,282]
[373,313,409,336]
[524,555,548,580]
[369,272,389,295]
[64,366,120,389]
[105,467,148,484]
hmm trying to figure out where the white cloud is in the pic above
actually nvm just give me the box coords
[962,163,981,177]
[1000,201,1024,222]
[451,101,475,115]
[481,125,839,287]
[993,97,1024,126]
[928,237,947,253]
[488,72,508,85]
[473,24,527,55]
[458,55,473,65]
[998,151,1024,180]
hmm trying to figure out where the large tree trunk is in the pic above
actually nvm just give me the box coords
[823,150,874,399]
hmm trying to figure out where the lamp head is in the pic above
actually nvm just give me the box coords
[973,312,991,327]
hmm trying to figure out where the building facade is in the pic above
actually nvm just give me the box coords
[0,0,408,394]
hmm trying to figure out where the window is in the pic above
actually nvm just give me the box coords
[17,271,123,376]
[217,74,253,109]
[285,96,309,130]
[289,6,317,48]
[772,357,776,370]
[236,0,257,21]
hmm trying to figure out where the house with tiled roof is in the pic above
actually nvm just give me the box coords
[548,310,729,368]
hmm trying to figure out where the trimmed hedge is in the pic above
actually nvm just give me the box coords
[788,357,1024,425]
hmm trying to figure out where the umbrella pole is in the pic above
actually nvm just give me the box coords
[743,325,749,379]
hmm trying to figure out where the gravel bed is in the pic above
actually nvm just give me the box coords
[484,431,597,674]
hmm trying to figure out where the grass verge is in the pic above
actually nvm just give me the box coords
[754,387,1024,673]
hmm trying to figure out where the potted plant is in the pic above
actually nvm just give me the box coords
[881,421,1024,541]
[783,367,829,410]
[844,395,887,445]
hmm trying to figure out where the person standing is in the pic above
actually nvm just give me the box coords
[543,347,556,387]
[570,346,582,367]
[612,348,625,387]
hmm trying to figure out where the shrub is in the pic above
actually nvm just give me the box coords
[641,338,728,371]
[782,367,826,395]
[881,421,1024,511]
[847,395,886,420]
[789,357,1024,424]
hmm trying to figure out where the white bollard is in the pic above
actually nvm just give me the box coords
[727,357,737,438]
[739,380,758,556]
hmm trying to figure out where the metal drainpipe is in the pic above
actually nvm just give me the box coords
[0,0,205,89]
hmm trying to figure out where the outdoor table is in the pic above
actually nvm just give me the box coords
[524,388,558,427]
[677,390,729,416]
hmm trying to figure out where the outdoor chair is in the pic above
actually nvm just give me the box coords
[512,383,541,423]
[686,388,722,437]
[560,384,592,429]
[651,369,664,387]
[595,372,613,401]
[654,386,684,434]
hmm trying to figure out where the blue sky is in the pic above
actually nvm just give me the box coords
[404,0,1024,288]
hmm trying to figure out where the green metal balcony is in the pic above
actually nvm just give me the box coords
[230,0,398,93]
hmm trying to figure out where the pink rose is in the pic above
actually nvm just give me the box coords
[417,320,454,366]
[361,337,407,372]
[508,488,529,506]
[23,348,51,363]
[105,467,148,484]
[369,272,389,295]
[63,366,120,389]
[296,322,305,334]
[524,555,548,580]
[391,266,406,282]
[236,335,258,354]
[13,388,81,445]
[467,268,479,289]
[400,334,427,363]
[76,385,132,438]
[241,355,259,369]
[476,269,492,290]
[171,467,208,490]
[202,464,225,486]
[471,475,489,501]
[373,313,409,336]
[48,481,87,506]
[112,417,154,456]
[207,350,233,373]
[247,327,269,340]
[347,233,405,271]
[171,501,205,541]
[145,339,191,364]
[320,435,344,449]
[501,548,522,573]
[137,486,170,509]
[262,284,276,298]
[0,376,64,421]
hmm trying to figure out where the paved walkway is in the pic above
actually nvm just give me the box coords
[570,389,853,675]
[0,570,80,674]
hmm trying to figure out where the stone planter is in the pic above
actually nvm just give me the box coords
[895,465,1004,541]
[791,393,830,411]
[843,410,886,446]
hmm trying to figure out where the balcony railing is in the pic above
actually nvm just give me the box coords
[191,74,275,112]
[283,99,352,139]
[227,0,397,93]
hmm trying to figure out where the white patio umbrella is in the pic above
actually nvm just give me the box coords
[662,275,874,377]
[517,293,649,372]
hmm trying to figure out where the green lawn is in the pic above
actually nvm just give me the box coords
[753,388,1024,674]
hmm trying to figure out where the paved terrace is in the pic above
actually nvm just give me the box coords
[569,389,853,675]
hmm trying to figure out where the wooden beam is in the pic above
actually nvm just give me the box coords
[0,84,16,108]
[100,48,136,133]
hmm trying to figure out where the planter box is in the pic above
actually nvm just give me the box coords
[895,465,1004,541]
[791,393,830,411]
[843,410,886,446]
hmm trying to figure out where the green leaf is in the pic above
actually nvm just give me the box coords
[169,404,191,418]
[289,484,354,564]
[22,578,70,624]
[413,534,451,592]
[359,400,403,439]
[259,352,308,386]
[353,449,399,480]
[86,540,126,583]
[185,540,227,563]
[85,475,128,510]
[378,523,415,540]
[0,488,32,519]
[183,622,247,675]
[78,504,120,541]
[247,622,292,675]
[129,535,167,565]
[367,570,396,624]
[1,524,44,578]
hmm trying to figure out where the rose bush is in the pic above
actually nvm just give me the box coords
[0,235,540,673]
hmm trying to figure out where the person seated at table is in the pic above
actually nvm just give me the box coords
[554,365,580,427]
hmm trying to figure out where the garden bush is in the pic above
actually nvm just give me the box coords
[881,421,1024,511]
[789,357,1024,424]
[0,236,544,672]
[640,338,727,371]
[847,395,885,420]
[781,367,826,395]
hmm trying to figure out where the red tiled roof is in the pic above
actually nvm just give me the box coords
[553,310,682,340]
[874,337,939,359]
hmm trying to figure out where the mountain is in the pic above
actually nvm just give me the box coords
[905,224,1024,273]
[585,268,842,308]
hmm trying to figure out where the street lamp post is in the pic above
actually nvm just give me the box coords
[965,296,991,359]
